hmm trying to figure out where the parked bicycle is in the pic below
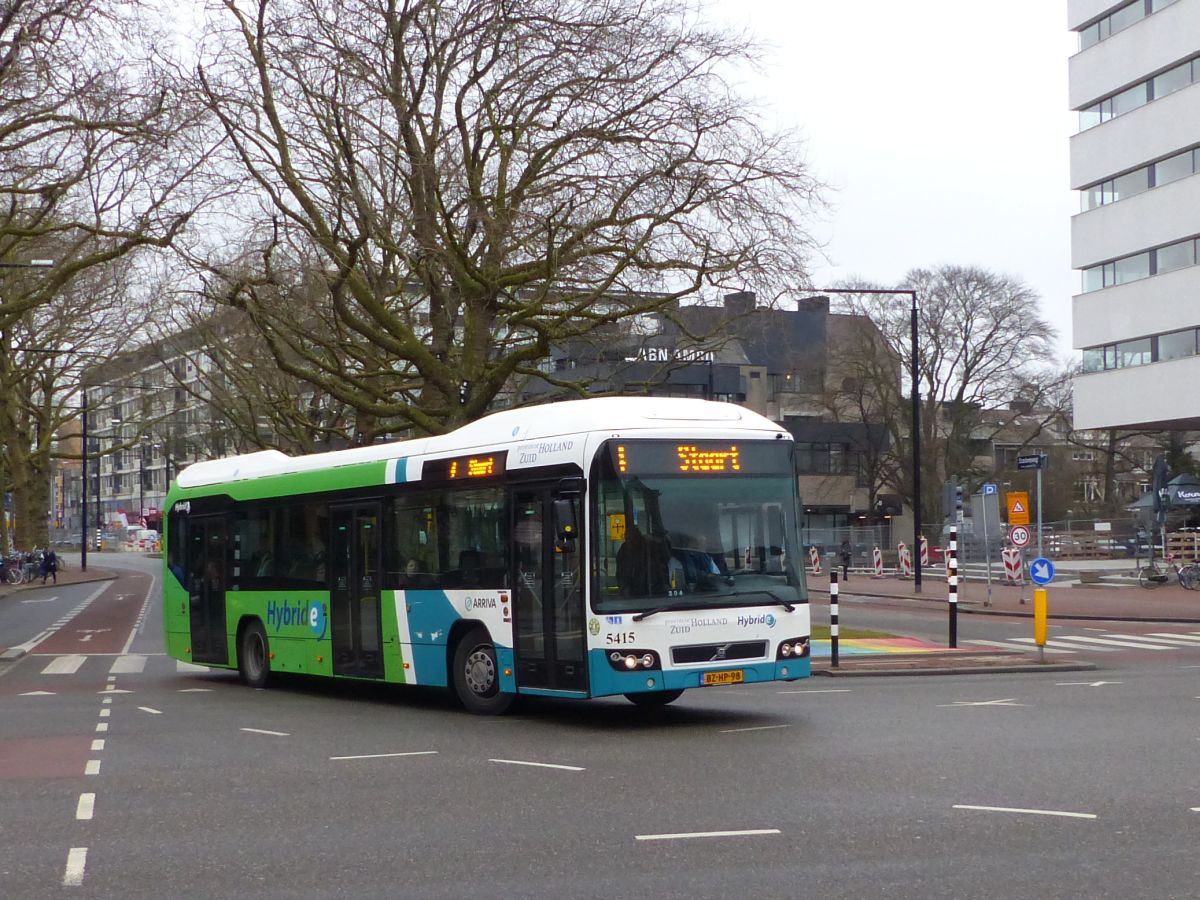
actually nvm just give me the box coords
[1137,555,1200,589]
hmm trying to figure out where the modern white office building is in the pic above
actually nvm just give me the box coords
[1069,0,1200,429]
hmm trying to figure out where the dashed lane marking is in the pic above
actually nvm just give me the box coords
[953,804,1096,820]
[41,655,87,675]
[330,751,439,761]
[240,728,289,737]
[489,758,585,772]
[76,793,95,821]
[636,829,781,842]
[63,847,87,887]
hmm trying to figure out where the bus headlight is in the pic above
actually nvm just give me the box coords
[606,649,661,671]
[777,637,809,660]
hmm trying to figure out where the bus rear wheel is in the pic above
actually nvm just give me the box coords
[452,627,513,715]
[238,620,272,689]
[625,689,684,707]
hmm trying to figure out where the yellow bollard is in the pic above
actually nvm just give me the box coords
[1033,587,1047,661]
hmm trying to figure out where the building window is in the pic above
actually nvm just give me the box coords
[1081,327,1200,371]
[1078,54,1197,131]
[1080,238,1200,292]
[795,442,852,475]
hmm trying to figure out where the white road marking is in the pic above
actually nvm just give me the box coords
[85,760,101,775]
[719,724,793,733]
[1008,637,1118,652]
[97,688,132,694]
[1057,636,1171,650]
[76,793,95,821]
[953,804,1096,820]
[95,723,107,733]
[1056,681,1122,687]
[965,639,1078,654]
[240,727,289,737]
[99,709,110,718]
[121,574,156,654]
[21,596,58,604]
[1104,634,1200,647]
[636,829,781,841]
[777,689,852,694]
[1191,807,1200,812]
[1148,632,1200,643]
[102,698,112,705]
[330,751,439,761]
[939,698,1026,707]
[138,706,162,715]
[489,758,585,771]
[19,690,56,696]
[41,655,87,675]
[178,688,213,692]
[91,740,104,751]
[177,661,211,673]
[63,847,87,886]
[109,655,146,674]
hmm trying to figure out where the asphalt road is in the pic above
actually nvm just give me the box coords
[2,554,1198,898]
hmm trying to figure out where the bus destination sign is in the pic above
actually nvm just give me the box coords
[425,451,507,482]
[610,440,790,476]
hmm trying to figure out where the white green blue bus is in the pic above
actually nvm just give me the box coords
[163,397,810,713]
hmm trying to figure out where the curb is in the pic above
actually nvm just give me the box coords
[810,586,1200,624]
[0,571,118,602]
[812,661,1098,677]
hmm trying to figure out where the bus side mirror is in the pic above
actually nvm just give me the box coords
[552,498,578,548]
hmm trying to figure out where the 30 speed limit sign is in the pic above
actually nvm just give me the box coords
[1009,525,1031,548]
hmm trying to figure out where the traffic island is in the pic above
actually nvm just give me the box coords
[810,650,1097,677]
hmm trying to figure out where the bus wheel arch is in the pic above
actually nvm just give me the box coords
[450,624,513,715]
[236,616,272,689]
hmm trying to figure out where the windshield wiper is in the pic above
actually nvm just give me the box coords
[632,602,702,622]
[724,589,796,612]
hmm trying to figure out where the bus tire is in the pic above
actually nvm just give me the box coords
[238,620,272,689]
[452,627,512,715]
[625,689,684,707]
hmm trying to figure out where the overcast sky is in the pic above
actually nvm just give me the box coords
[714,0,1079,358]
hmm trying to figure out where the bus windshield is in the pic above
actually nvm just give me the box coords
[590,439,805,614]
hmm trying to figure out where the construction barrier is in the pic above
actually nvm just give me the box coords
[872,546,884,578]
[809,545,822,575]
[897,542,912,579]
[1002,548,1023,585]
[919,535,929,567]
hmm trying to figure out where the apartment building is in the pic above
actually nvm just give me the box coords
[1070,0,1200,429]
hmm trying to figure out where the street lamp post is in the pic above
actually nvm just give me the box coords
[81,393,88,572]
[816,288,922,592]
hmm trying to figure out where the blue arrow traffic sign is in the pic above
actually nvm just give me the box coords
[982,483,998,495]
[1029,557,1055,586]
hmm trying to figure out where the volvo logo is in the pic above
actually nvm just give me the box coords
[710,644,731,661]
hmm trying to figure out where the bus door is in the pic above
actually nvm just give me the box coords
[329,503,384,679]
[185,515,229,665]
[511,485,587,693]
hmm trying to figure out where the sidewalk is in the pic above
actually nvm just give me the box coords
[0,565,119,602]
[813,570,1200,623]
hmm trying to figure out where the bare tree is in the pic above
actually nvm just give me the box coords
[183,0,822,436]
[828,265,1070,523]
[0,0,219,546]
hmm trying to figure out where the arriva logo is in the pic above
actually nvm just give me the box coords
[737,613,777,628]
[267,599,325,637]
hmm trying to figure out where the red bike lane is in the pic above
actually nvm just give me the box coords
[35,570,155,655]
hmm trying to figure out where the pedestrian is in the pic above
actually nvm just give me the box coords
[839,539,852,581]
[40,547,58,585]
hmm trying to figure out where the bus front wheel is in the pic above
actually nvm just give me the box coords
[625,689,684,707]
[238,620,272,689]
[452,627,513,715]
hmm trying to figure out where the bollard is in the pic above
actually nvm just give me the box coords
[948,526,958,648]
[830,570,839,669]
[872,546,883,578]
[1033,586,1047,663]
